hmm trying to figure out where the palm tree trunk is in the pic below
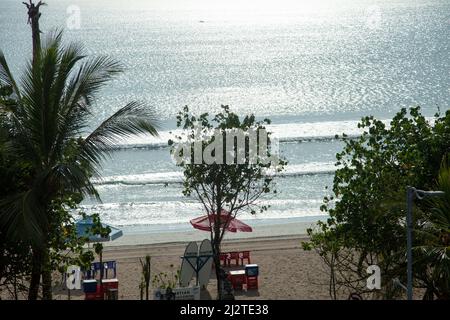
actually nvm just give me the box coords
[28,247,42,300]
[30,14,41,63]
[23,1,44,64]
[41,248,52,300]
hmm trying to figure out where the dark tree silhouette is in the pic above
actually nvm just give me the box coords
[23,1,46,64]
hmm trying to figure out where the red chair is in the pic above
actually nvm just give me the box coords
[85,284,104,300]
[240,251,251,265]
[246,276,258,290]
[229,252,240,266]
[101,279,119,292]
[220,253,229,266]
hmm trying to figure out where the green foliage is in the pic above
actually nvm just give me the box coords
[0,84,33,298]
[170,105,286,221]
[0,85,15,112]
[49,198,91,274]
[305,106,450,299]
[152,265,180,290]
[83,212,111,257]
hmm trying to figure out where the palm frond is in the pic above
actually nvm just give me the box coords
[1,29,161,247]
[47,163,100,201]
[63,55,123,109]
[0,50,21,99]
[80,102,159,167]
[0,189,47,245]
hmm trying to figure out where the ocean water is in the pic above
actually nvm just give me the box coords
[1,0,449,231]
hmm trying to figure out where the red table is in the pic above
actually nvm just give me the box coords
[228,270,246,290]
[84,279,119,300]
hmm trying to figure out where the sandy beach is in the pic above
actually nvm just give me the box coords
[53,220,334,300]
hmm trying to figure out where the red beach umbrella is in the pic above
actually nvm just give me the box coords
[190,210,253,233]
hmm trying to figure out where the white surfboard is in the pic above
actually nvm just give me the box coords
[197,239,214,289]
[180,241,198,287]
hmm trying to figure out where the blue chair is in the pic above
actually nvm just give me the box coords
[84,261,117,279]
[105,261,117,278]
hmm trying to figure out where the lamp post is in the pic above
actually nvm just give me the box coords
[406,187,444,300]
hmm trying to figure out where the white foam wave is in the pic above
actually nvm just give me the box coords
[92,161,336,186]
[80,198,326,226]
[108,119,387,149]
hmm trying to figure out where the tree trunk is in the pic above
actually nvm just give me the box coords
[24,3,45,298]
[24,1,43,64]
[41,248,52,300]
[213,236,222,300]
[99,250,104,298]
[213,182,224,300]
[145,285,149,301]
[28,247,42,300]
[30,12,41,63]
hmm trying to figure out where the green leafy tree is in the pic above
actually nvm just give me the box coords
[303,107,450,299]
[0,12,159,299]
[169,105,286,299]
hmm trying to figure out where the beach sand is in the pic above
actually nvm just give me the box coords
[53,220,334,300]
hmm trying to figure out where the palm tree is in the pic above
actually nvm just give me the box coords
[0,31,159,299]
[414,156,450,300]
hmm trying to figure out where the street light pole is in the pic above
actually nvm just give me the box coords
[405,187,444,300]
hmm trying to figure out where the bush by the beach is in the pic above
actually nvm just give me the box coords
[303,106,450,300]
